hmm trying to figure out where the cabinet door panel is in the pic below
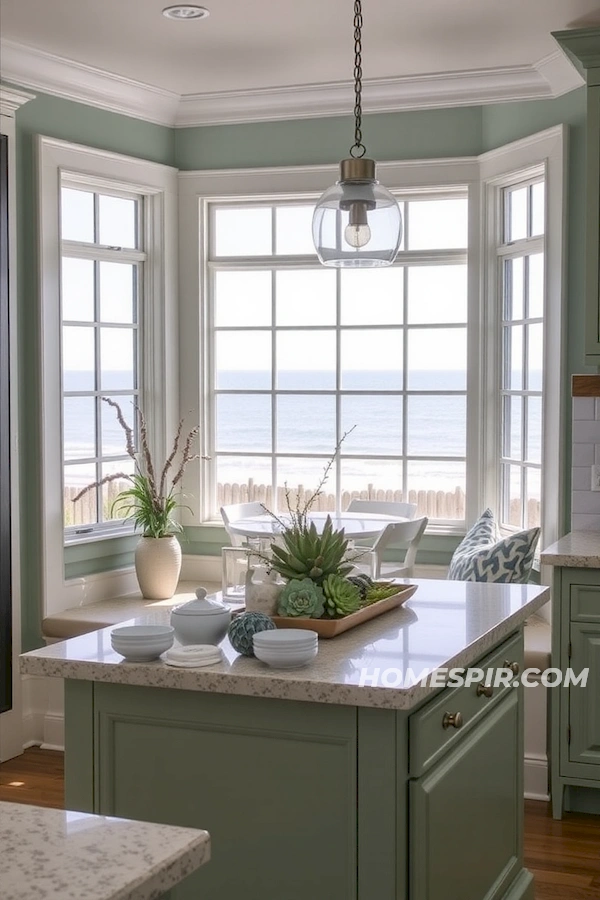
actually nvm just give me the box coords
[569,624,600,767]
[410,692,520,900]
[94,684,357,900]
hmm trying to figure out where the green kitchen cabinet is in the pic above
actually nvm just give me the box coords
[553,28,600,362]
[63,631,533,900]
[410,692,525,900]
[550,568,600,818]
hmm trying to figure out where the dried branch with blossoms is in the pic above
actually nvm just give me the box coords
[73,398,207,538]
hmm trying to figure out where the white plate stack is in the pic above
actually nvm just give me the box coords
[252,628,318,669]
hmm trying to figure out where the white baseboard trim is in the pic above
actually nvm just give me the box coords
[524,754,549,801]
[41,714,65,751]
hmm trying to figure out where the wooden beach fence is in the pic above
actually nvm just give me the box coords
[65,478,539,527]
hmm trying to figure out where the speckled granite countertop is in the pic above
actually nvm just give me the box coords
[540,531,600,567]
[0,801,210,900]
[21,579,549,711]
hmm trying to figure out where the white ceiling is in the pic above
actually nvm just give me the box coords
[1,0,599,125]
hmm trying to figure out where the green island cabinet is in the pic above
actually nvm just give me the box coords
[21,580,549,900]
[553,28,600,363]
[548,566,600,819]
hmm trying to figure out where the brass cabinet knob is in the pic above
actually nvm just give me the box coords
[442,711,464,730]
[503,660,520,676]
[476,683,493,698]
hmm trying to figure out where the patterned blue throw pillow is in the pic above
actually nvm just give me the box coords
[448,509,540,583]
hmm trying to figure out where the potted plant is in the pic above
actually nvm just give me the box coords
[73,398,205,600]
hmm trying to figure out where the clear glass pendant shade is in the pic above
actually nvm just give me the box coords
[312,175,402,268]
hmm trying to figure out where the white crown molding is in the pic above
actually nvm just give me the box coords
[534,49,585,98]
[175,62,584,127]
[0,39,179,126]
[0,38,586,129]
[0,82,35,117]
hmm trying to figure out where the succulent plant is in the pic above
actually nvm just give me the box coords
[277,578,325,618]
[364,581,401,605]
[322,574,361,618]
[269,516,353,585]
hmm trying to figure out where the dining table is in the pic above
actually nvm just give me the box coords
[225,509,408,541]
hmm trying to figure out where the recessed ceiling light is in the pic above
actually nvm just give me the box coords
[162,5,210,20]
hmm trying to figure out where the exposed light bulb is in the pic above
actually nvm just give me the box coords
[344,222,372,248]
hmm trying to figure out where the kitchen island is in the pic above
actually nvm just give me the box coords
[21,579,549,900]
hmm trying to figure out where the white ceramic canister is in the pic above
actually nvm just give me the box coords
[244,566,284,616]
[170,588,231,645]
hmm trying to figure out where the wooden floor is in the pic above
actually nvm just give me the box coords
[1,750,599,898]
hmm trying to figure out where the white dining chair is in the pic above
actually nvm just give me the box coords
[220,501,266,547]
[351,516,428,580]
[347,499,418,519]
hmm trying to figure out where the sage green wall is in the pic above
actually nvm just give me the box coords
[14,90,175,649]
[13,85,587,648]
[174,106,483,169]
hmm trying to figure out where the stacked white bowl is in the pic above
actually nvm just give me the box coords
[252,628,318,669]
[110,625,175,661]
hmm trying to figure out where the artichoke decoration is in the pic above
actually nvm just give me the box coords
[277,578,325,619]
[227,612,276,657]
[322,574,361,618]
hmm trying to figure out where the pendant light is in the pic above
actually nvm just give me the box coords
[312,0,402,267]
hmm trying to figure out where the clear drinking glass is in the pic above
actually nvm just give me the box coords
[221,546,249,604]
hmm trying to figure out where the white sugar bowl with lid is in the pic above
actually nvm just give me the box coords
[170,588,231,646]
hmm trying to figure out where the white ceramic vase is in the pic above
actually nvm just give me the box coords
[135,535,182,600]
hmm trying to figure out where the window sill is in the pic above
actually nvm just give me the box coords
[64,524,137,547]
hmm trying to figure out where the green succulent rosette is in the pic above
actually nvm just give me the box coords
[277,577,325,619]
[322,573,361,618]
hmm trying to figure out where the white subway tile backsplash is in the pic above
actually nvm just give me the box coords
[573,397,596,419]
[572,420,600,443]
[595,398,600,420]
[572,490,600,514]
[573,443,595,466]
[572,513,600,531]
[572,466,593,490]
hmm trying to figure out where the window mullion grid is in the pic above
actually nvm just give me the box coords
[271,266,277,511]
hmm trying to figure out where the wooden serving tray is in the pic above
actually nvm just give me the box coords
[270,583,418,638]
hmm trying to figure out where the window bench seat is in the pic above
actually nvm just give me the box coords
[42,580,220,641]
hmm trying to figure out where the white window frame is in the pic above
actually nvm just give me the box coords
[61,176,145,539]
[37,136,178,617]
[179,158,483,535]
[480,125,566,564]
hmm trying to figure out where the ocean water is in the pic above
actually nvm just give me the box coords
[62,370,539,493]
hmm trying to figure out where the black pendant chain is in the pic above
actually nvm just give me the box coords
[350,0,366,159]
